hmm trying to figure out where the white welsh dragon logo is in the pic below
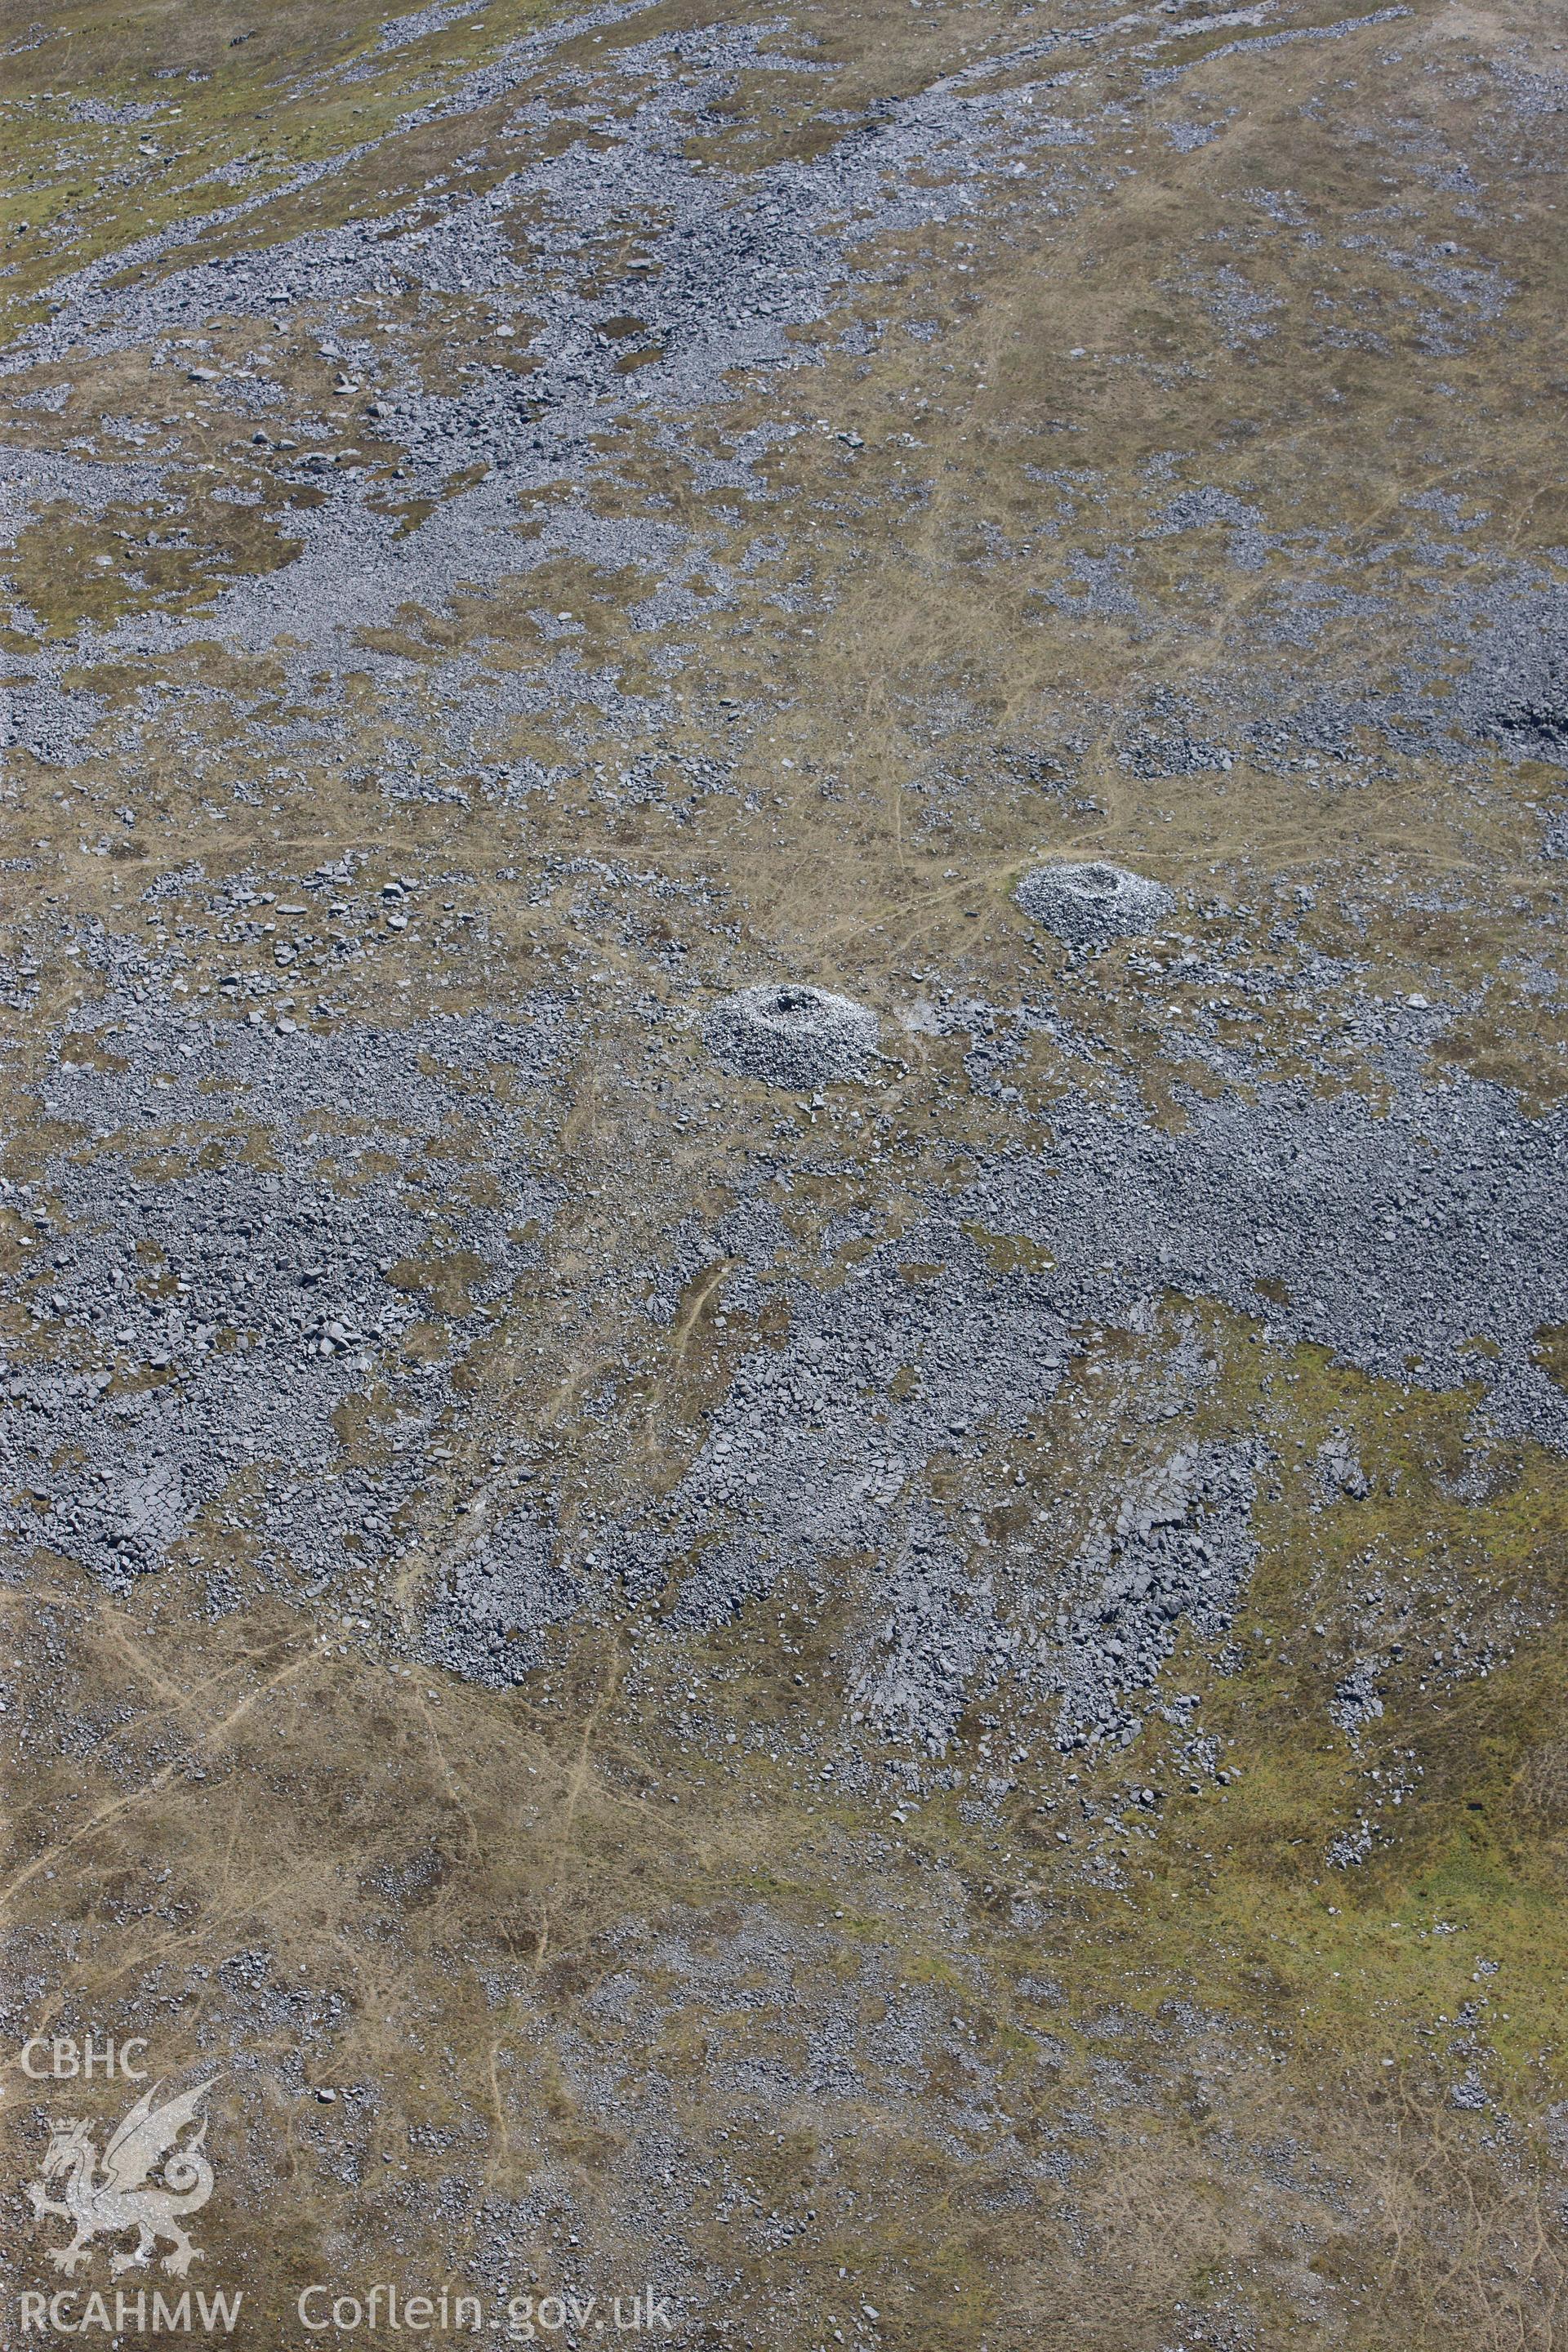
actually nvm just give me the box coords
[25,2078,218,2278]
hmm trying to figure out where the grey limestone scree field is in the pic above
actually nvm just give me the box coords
[2,0,1567,2345]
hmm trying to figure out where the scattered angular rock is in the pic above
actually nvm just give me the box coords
[1330,1656,1385,1732]
[1054,1442,1263,1747]
[422,1507,580,1686]
[703,982,880,1089]
[0,991,562,1591]
[1315,1432,1370,1500]
[851,1524,1006,1757]
[1015,860,1175,945]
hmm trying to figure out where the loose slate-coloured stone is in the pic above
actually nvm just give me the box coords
[1015,860,1175,945]
[704,983,880,1089]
